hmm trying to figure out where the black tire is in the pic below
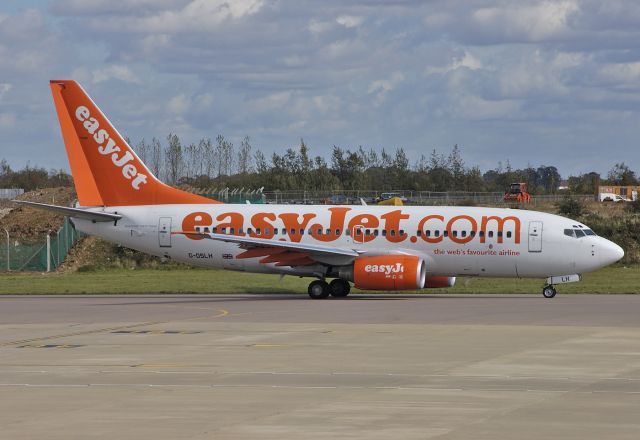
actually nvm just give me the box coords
[308,280,330,299]
[329,279,351,297]
[542,285,557,298]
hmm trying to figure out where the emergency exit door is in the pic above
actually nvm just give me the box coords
[158,217,172,247]
[528,221,542,253]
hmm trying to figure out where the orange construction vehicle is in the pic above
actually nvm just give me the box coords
[503,182,531,203]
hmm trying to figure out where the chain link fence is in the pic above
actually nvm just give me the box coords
[0,217,82,272]
[262,190,597,206]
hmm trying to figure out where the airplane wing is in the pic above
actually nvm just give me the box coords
[12,200,122,222]
[173,231,359,266]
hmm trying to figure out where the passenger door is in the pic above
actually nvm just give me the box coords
[528,221,542,253]
[158,217,172,248]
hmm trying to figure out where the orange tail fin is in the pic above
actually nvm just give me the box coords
[50,80,220,206]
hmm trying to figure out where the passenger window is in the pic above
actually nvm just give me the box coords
[434,230,440,237]
[221,228,227,234]
[575,229,585,238]
[290,229,295,235]
[245,228,250,235]
[230,228,235,235]
[417,230,421,237]
[274,229,278,235]
[390,230,396,236]
[255,228,260,235]
[488,231,494,238]
[264,228,269,235]
[506,231,512,238]
[426,230,431,237]
[195,227,201,232]
[399,229,405,236]
[443,230,448,237]
[452,231,458,237]
[356,229,362,236]
[346,229,351,236]
[326,228,331,235]
[470,231,476,237]
[564,229,575,238]
[373,230,378,236]
[382,230,387,237]
[461,231,467,237]
[336,229,341,236]
[317,228,322,235]
[497,231,503,238]
[282,228,286,235]
[300,229,304,235]
[365,229,371,236]
[479,231,484,238]
[204,227,210,233]
[212,227,218,234]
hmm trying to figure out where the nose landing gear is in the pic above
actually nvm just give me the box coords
[542,285,557,298]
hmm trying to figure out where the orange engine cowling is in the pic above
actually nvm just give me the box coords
[352,255,426,290]
[424,276,456,288]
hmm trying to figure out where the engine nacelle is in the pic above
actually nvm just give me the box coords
[424,276,456,288]
[348,255,426,290]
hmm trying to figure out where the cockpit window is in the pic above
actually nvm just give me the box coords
[565,227,596,238]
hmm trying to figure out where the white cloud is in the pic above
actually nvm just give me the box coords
[167,94,190,114]
[425,51,483,75]
[250,91,292,113]
[309,19,333,34]
[0,83,11,100]
[133,0,264,32]
[92,65,141,84]
[598,62,640,86]
[312,95,341,114]
[336,15,363,28]
[472,0,580,42]
[368,71,404,105]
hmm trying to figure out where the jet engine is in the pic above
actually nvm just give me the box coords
[424,276,456,288]
[339,255,426,290]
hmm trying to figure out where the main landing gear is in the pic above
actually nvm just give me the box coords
[307,279,351,299]
[542,284,557,298]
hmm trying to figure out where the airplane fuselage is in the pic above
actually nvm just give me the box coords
[74,204,622,280]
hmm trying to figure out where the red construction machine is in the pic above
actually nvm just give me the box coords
[503,182,531,203]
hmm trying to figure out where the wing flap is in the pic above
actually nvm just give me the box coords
[173,231,359,267]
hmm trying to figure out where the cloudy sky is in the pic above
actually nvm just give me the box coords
[1,0,639,177]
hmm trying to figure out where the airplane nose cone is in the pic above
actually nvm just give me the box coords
[601,240,624,266]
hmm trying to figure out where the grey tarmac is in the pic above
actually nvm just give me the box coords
[1,294,639,439]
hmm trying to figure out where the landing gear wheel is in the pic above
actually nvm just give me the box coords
[329,279,351,297]
[542,285,557,298]
[308,280,330,299]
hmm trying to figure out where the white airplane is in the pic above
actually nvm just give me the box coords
[17,80,624,299]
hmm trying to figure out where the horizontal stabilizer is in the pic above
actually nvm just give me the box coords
[12,200,122,222]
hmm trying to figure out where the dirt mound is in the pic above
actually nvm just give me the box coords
[0,187,76,242]
[57,235,118,273]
